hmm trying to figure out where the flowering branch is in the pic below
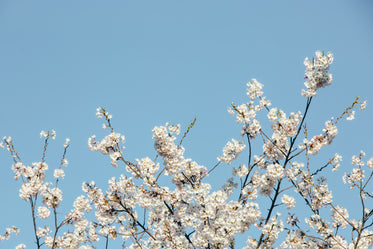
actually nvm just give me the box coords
[1,51,372,249]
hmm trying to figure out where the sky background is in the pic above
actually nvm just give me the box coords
[0,0,372,248]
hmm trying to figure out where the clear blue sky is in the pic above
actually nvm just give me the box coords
[0,1,372,248]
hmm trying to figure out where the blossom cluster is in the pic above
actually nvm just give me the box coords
[1,51,372,249]
[302,50,334,97]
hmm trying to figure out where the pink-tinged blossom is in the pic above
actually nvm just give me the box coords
[218,139,246,164]
[302,51,334,97]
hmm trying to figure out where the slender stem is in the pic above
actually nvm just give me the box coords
[354,167,366,249]
[52,208,58,249]
[208,162,221,175]
[238,133,253,201]
[105,235,109,249]
[30,197,41,248]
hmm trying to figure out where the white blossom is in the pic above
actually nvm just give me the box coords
[367,157,373,170]
[2,51,373,249]
[218,139,246,164]
[37,206,51,219]
[64,138,70,148]
[331,205,349,229]
[346,110,355,120]
[302,51,333,97]
[281,194,296,209]
[266,163,284,180]
[246,78,264,100]
[53,168,65,179]
[360,100,367,110]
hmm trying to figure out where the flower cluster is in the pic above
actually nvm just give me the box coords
[1,51,372,249]
[302,51,334,97]
[228,78,270,139]
[0,226,19,241]
[218,139,246,164]
[1,132,98,248]
[88,132,125,167]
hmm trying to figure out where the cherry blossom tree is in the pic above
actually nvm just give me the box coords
[1,51,372,249]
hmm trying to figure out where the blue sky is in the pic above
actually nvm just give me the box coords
[0,0,372,248]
